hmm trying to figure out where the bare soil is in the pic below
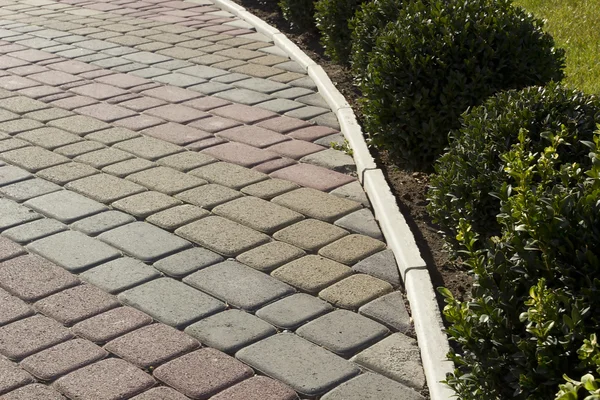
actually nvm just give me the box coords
[231,0,472,306]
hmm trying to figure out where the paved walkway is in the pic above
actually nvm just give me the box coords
[0,0,426,399]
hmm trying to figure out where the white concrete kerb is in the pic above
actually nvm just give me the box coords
[187,0,455,398]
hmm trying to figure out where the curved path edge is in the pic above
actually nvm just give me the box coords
[191,0,456,397]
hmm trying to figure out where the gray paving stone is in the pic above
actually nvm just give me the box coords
[271,255,352,294]
[184,260,294,311]
[329,181,370,208]
[215,88,272,105]
[175,216,270,257]
[0,178,61,202]
[175,183,242,209]
[310,112,340,130]
[321,372,425,400]
[296,93,329,108]
[300,148,355,173]
[273,219,348,252]
[112,191,181,218]
[0,198,42,230]
[351,333,425,390]
[233,78,289,94]
[352,249,401,287]
[36,162,99,185]
[118,278,226,328]
[0,288,34,326]
[66,173,147,203]
[189,81,232,95]
[127,166,206,195]
[297,310,389,356]
[2,219,67,244]
[334,208,383,240]
[154,247,223,278]
[319,234,386,265]
[177,65,229,79]
[0,165,31,187]
[70,210,135,236]
[256,98,304,113]
[155,72,207,87]
[145,204,209,231]
[99,222,192,262]
[289,76,318,90]
[359,291,411,333]
[185,309,276,353]
[273,188,361,222]
[190,162,268,190]
[236,333,360,396]
[256,293,333,330]
[27,231,121,273]
[314,133,345,148]
[24,190,107,224]
[0,146,69,172]
[271,87,314,99]
[237,241,305,272]
[81,257,160,294]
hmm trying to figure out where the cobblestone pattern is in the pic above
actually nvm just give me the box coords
[0,0,425,398]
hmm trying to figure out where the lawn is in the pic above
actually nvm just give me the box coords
[514,0,600,94]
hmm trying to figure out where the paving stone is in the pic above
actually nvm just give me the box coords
[271,87,313,100]
[334,209,383,240]
[0,165,31,187]
[176,216,270,257]
[0,198,42,230]
[17,127,82,150]
[231,63,284,78]
[256,293,333,330]
[144,123,212,146]
[351,333,425,390]
[211,103,276,124]
[189,81,233,95]
[54,358,155,400]
[183,97,230,111]
[215,88,272,106]
[202,142,279,168]
[145,103,209,123]
[119,277,225,328]
[256,98,304,113]
[20,339,107,381]
[2,219,67,244]
[127,166,206,195]
[187,116,240,133]
[74,148,134,169]
[359,291,411,333]
[70,210,135,236]
[0,287,33,327]
[141,85,202,103]
[318,234,386,265]
[0,356,34,395]
[0,119,45,135]
[55,141,106,158]
[272,188,361,222]
[319,274,393,309]
[1,383,67,399]
[25,189,106,225]
[81,257,160,294]
[77,103,137,122]
[0,96,48,114]
[288,76,317,91]
[120,96,167,112]
[271,255,352,294]
[71,307,153,344]
[237,240,303,272]
[286,126,337,142]
[190,162,268,190]
[301,148,355,173]
[114,137,184,161]
[0,237,25,263]
[112,191,181,218]
[154,72,207,88]
[70,82,128,100]
[0,138,30,154]
[273,219,348,252]
[239,179,296,200]
[296,309,389,356]
[131,387,188,400]
[330,180,370,207]
[321,372,425,400]
[186,137,228,151]
[310,112,340,130]
[237,333,359,396]
[266,140,324,160]
[66,173,147,203]
[0,315,72,360]
[27,230,121,273]
[217,125,288,148]
[153,247,223,279]
[48,115,111,135]
[51,95,98,112]
[145,204,209,231]
[0,178,61,202]
[210,376,298,400]
[85,127,140,145]
[0,146,69,172]
[36,162,99,185]
[102,158,156,178]
[271,163,354,192]
[157,151,215,172]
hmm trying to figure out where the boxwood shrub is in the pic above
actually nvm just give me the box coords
[279,0,317,31]
[441,126,600,399]
[359,0,565,166]
[428,84,600,250]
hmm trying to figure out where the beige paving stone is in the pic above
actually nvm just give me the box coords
[318,234,386,265]
[237,241,305,272]
[74,148,134,169]
[112,191,181,218]
[55,141,106,158]
[114,136,184,160]
[273,219,348,252]
[271,255,353,294]
[17,127,82,150]
[0,139,30,153]
[157,151,216,172]
[319,274,394,310]
[273,188,362,222]
[66,173,146,203]
[213,196,303,234]
[0,147,69,172]
[102,158,155,178]
[175,183,242,209]
[240,178,299,199]
[85,127,140,145]
[37,162,99,185]
[190,161,268,189]
[127,166,206,195]
[175,216,270,257]
[145,204,209,231]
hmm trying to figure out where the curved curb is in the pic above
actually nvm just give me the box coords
[189,1,455,398]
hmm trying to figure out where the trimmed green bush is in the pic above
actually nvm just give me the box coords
[441,126,600,399]
[349,0,402,83]
[315,0,368,64]
[279,0,316,31]
[428,84,600,250]
[359,0,565,166]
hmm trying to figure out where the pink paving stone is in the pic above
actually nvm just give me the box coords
[71,307,153,344]
[120,96,167,112]
[0,315,73,360]
[114,115,166,131]
[0,56,29,69]
[145,104,209,124]
[153,348,254,399]
[252,158,297,174]
[0,237,25,262]
[271,163,355,191]
[287,126,338,142]
[0,357,34,395]
[256,116,312,133]
[182,97,230,111]
[162,0,198,8]
[18,85,63,99]
[54,358,155,400]
[76,103,137,122]
[203,142,279,167]
[104,324,200,368]
[8,65,49,76]
[0,76,39,91]
[0,44,28,54]
[50,95,98,110]
[20,339,108,381]
[143,122,212,145]
[217,125,289,148]
[131,387,189,400]
[186,137,227,151]
[188,116,241,133]
[79,70,114,80]
[10,49,56,63]
[87,2,121,10]
[2,383,66,399]
[211,104,277,124]
[48,60,99,75]
[203,25,236,33]
[70,83,129,100]
[34,284,120,326]
[28,71,82,86]
[130,83,162,94]
[226,29,256,36]
[210,376,298,400]
[96,73,151,89]
[0,254,79,302]
[142,86,202,103]
[0,288,33,327]
[266,140,325,160]
[106,93,140,105]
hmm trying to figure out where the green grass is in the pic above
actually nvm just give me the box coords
[513,0,600,94]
